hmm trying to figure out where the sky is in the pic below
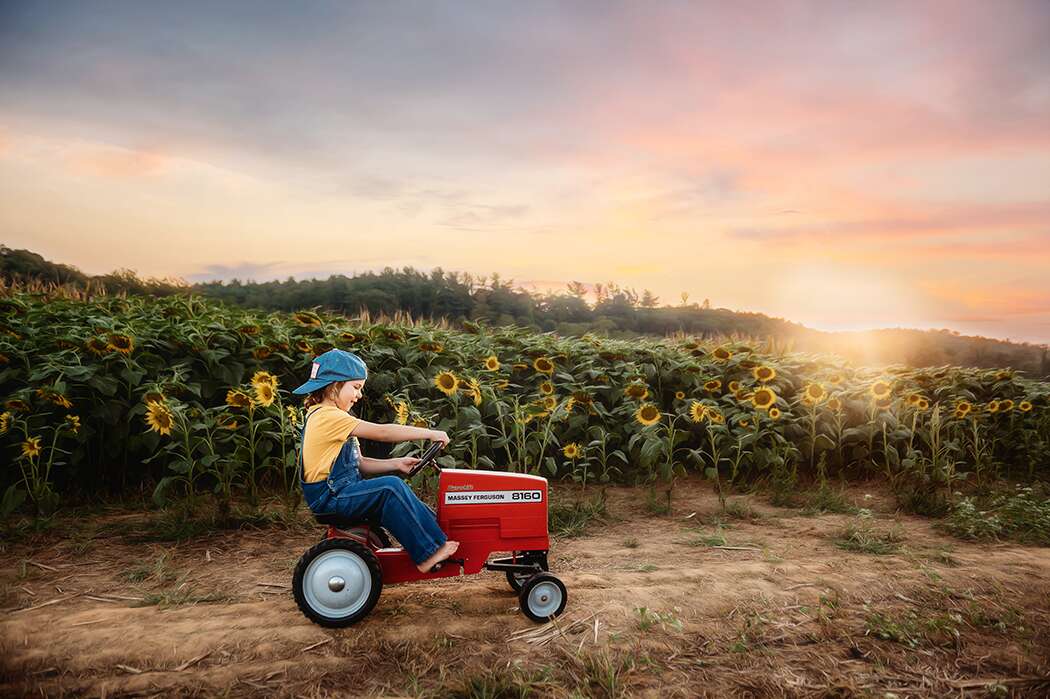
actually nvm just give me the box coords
[1,1,1048,342]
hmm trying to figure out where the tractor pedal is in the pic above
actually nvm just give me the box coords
[428,558,465,573]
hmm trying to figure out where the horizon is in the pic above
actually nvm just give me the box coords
[2,1,1048,343]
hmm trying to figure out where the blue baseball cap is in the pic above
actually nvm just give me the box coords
[292,349,369,395]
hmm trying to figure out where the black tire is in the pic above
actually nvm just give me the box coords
[293,538,383,628]
[505,551,549,592]
[518,572,567,623]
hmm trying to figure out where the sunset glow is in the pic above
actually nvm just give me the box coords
[1,1,1048,341]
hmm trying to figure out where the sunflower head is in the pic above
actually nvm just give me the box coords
[226,389,253,410]
[484,355,500,371]
[286,406,300,426]
[412,418,429,428]
[394,402,409,425]
[495,379,510,391]
[986,400,1000,413]
[674,391,686,401]
[294,311,322,327]
[106,333,135,355]
[713,346,732,361]
[238,324,261,336]
[999,399,1014,412]
[145,402,175,436]
[738,418,750,428]
[624,382,649,400]
[251,371,278,389]
[752,387,776,410]
[728,381,741,393]
[803,383,826,404]
[635,403,661,426]
[64,414,81,434]
[562,443,581,459]
[218,414,239,430]
[253,381,276,407]
[533,357,555,374]
[917,399,930,411]
[869,380,892,400]
[540,381,554,395]
[994,370,1011,381]
[142,390,166,405]
[1018,400,1032,412]
[828,373,844,386]
[827,397,843,412]
[434,371,459,396]
[86,337,110,356]
[753,366,776,382]
[252,346,272,360]
[542,395,557,411]
[768,407,782,421]
[294,339,312,353]
[704,380,722,393]
[0,411,11,434]
[21,436,42,459]
[4,399,30,412]
[419,341,444,353]
[467,378,483,407]
[956,400,973,415]
[688,401,706,424]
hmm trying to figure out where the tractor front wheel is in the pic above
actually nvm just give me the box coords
[518,572,567,623]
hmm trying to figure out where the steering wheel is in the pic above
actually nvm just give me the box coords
[406,441,444,479]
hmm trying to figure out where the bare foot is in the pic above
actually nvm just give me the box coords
[416,540,459,573]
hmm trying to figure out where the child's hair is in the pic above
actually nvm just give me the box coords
[303,381,346,408]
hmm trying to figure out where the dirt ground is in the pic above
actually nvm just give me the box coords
[2,477,1049,698]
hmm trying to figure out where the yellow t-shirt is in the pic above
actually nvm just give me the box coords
[302,405,361,483]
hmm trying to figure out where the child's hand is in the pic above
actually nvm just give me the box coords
[428,430,451,446]
[393,456,421,475]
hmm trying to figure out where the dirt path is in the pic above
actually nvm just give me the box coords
[3,478,1049,697]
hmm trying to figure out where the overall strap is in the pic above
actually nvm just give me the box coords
[296,406,320,482]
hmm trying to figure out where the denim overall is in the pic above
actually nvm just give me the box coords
[298,407,447,565]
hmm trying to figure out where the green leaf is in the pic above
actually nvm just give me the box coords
[152,476,180,507]
[1,484,27,518]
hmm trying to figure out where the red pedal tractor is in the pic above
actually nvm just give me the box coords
[292,443,568,627]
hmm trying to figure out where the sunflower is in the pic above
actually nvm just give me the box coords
[294,339,312,353]
[286,406,300,426]
[869,381,892,400]
[226,389,253,410]
[252,371,278,388]
[412,418,429,428]
[687,400,706,424]
[142,390,165,405]
[753,366,776,382]
[635,403,661,426]
[562,443,581,459]
[36,388,73,409]
[874,396,893,410]
[1019,400,1033,412]
[21,436,42,459]
[999,399,1014,412]
[252,346,272,360]
[64,414,81,434]
[624,383,649,400]
[253,381,276,407]
[802,383,826,404]
[827,373,844,386]
[674,390,686,401]
[712,346,732,361]
[107,333,135,355]
[827,397,843,412]
[340,331,366,344]
[294,311,322,327]
[218,414,239,430]
[768,407,782,420]
[394,402,409,425]
[751,387,776,410]
[86,337,110,356]
[542,395,558,411]
[533,357,555,374]
[995,370,1011,381]
[0,411,11,434]
[573,391,593,405]
[434,371,459,396]
[734,388,751,402]
[466,378,483,407]
[238,324,261,336]
[495,379,510,391]
[986,400,1000,413]
[4,399,30,412]
[484,355,500,371]
[419,341,444,353]
[145,402,174,436]
[540,381,554,395]
[738,418,750,428]
[956,401,973,415]
[704,380,722,393]
[917,399,930,411]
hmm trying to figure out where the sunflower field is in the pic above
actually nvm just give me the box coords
[2,291,1048,517]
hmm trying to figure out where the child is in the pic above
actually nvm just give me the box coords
[292,349,459,573]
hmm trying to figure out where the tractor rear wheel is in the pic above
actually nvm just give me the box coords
[293,538,382,627]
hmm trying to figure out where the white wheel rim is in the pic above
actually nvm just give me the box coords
[303,549,372,618]
[527,581,562,618]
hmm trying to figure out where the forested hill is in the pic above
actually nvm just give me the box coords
[3,245,1047,376]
